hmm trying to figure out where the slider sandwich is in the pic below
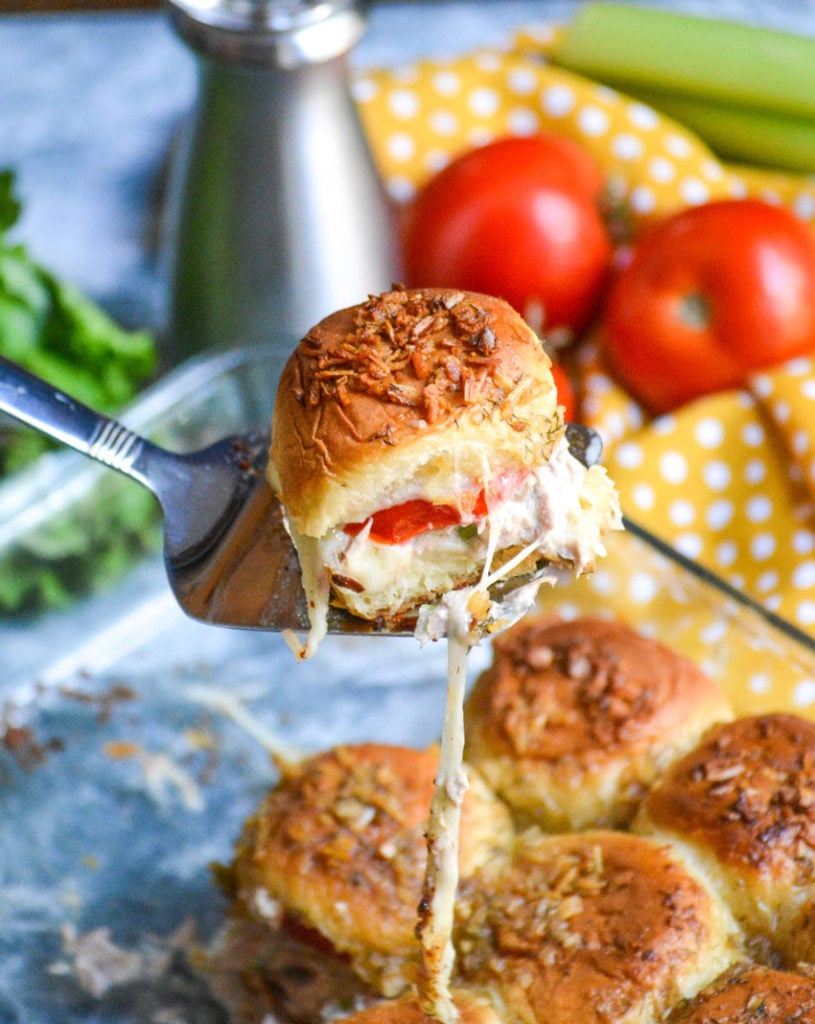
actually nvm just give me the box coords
[268,287,621,656]
[634,712,815,967]
[668,963,815,1023]
[464,615,733,831]
[227,743,513,998]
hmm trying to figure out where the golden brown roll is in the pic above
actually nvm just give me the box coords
[228,742,514,997]
[633,713,815,965]
[333,992,502,1024]
[453,828,744,1024]
[668,962,815,1022]
[463,615,733,830]
[267,286,620,651]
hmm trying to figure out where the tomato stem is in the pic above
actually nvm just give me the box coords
[677,291,711,331]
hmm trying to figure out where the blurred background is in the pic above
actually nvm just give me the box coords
[1,0,813,343]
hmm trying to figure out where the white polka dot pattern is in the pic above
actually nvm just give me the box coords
[354,27,815,230]
[598,362,815,641]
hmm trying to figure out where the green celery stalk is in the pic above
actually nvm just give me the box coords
[627,89,815,174]
[554,4,815,120]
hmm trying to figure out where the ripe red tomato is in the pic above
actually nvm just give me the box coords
[402,135,613,339]
[602,198,815,415]
[345,498,461,544]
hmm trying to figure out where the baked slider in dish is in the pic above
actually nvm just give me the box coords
[464,615,733,831]
[633,713,815,966]
[268,286,621,656]
[453,828,744,1024]
[667,962,815,1023]
[331,991,501,1024]
[226,743,513,998]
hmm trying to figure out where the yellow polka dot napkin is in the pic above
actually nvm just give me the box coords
[352,25,815,659]
[576,338,815,629]
[549,339,815,716]
[353,25,815,230]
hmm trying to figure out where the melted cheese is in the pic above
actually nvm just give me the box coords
[415,529,567,1022]
[416,600,470,1022]
[284,433,621,1023]
[282,528,331,661]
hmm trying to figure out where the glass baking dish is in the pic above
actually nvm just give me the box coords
[2,343,815,1022]
[0,343,291,622]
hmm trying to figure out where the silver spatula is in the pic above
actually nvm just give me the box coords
[0,354,603,635]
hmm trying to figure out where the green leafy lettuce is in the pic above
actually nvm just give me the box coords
[0,169,157,474]
[0,170,162,613]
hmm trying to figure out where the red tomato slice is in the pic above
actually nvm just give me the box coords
[469,470,528,519]
[345,499,462,545]
[344,471,527,545]
[283,912,344,958]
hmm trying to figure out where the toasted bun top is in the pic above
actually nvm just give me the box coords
[639,713,815,885]
[669,963,815,1023]
[455,829,741,1024]
[268,287,560,537]
[465,615,731,765]
[333,993,501,1024]
[230,743,513,963]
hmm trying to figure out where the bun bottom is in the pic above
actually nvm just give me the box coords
[329,540,542,625]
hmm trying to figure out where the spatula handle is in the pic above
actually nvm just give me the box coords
[0,353,150,482]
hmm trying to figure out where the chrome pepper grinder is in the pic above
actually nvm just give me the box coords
[162,0,401,362]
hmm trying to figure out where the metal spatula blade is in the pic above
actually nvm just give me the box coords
[0,354,602,635]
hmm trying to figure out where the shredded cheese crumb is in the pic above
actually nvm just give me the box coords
[186,684,303,766]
